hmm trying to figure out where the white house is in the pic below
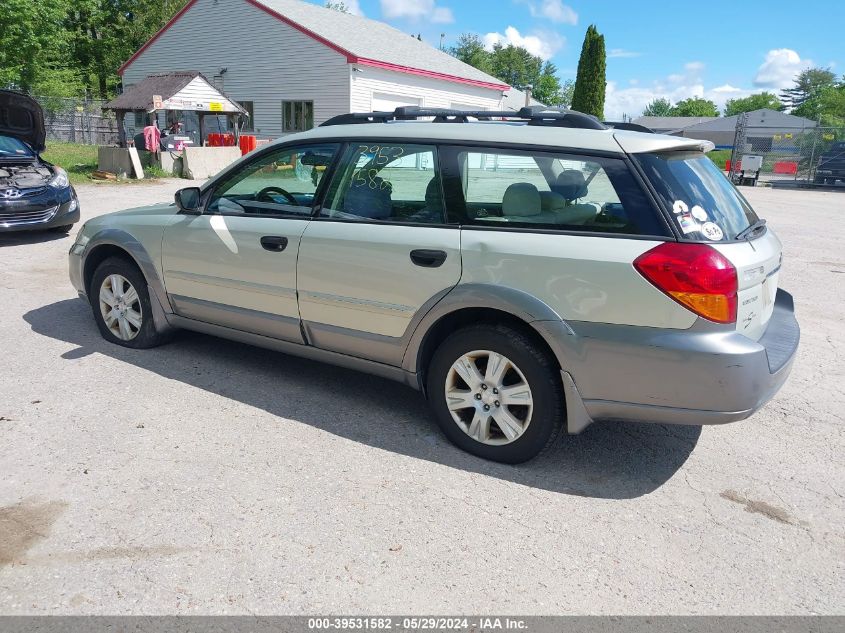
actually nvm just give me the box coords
[119,0,514,140]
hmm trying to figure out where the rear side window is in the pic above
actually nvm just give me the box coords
[636,152,758,241]
[447,147,668,237]
[321,143,445,224]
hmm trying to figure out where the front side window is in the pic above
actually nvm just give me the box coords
[207,143,338,217]
[452,148,668,236]
[282,101,314,133]
[321,143,445,224]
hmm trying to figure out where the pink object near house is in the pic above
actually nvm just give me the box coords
[143,125,161,153]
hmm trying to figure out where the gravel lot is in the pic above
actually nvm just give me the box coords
[0,180,843,615]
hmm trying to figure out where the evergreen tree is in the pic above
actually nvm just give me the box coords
[571,24,606,119]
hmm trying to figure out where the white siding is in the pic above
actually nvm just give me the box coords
[122,0,349,138]
[164,76,242,112]
[350,66,503,114]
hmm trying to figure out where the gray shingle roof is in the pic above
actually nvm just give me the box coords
[253,0,508,88]
[104,71,245,112]
[683,109,817,132]
[632,116,719,132]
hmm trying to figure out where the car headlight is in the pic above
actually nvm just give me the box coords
[70,224,90,255]
[49,167,70,189]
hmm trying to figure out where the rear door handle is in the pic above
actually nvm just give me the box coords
[260,235,288,252]
[410,249,447,268]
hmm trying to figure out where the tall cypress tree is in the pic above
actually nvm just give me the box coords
[571,25,607,119]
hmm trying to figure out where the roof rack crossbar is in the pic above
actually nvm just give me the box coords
[320,106,609,130]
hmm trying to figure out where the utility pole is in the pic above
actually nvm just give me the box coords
[440,33,445,51]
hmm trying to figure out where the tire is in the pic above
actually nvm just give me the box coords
[426,323,565,464]
[89,256,169,349]
[51,224,74,233]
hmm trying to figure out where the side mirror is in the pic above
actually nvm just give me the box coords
[175,187,202,214]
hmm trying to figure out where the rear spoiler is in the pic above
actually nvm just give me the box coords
[614,131,715,154]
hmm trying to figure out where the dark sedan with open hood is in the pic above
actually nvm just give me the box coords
[0,90,79,233]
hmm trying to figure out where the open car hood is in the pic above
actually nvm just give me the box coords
[0,90,46,153]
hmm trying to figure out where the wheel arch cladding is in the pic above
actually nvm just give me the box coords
[82,229,165,303]
[410,306,565,397]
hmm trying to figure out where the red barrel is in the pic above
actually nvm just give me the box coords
[239,134,257,155]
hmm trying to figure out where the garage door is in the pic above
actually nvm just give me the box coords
[371,93,421,112]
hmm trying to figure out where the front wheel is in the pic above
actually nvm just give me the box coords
[89,257,170,349]
[426,323,565,463]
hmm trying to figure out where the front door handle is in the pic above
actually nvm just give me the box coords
[260,235,288,252]
[410,249,447,268]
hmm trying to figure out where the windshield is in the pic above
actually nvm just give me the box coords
[0,135,35,158]
[636,152,758,241]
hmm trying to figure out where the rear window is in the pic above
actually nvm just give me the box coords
[636,152,758,241]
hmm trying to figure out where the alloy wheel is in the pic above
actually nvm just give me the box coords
[99,274,143,341]
[444,350,534,446]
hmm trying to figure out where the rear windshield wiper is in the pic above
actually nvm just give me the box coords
[735,218,767,241]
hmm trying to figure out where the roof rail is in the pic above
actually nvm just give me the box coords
[604,121,655,134]
[320,106,608,130]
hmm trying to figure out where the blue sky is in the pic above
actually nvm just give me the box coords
[307,0,844,118]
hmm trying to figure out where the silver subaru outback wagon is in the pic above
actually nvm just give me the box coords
[69,107,799,463]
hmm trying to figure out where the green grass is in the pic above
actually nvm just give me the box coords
[41,143,99,184]
[41,142,170,184]
[707,150,732,170]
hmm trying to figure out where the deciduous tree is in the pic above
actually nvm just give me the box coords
[670,97,719,117]
[642,98,673,117]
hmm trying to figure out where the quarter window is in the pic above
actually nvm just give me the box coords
[451,147,668,236]
[321,143,446,224]
[282,101,314,133]
[207,144,338,217]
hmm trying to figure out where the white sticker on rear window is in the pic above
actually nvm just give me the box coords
[701,222,724,241]
[691,205,708,222]
[678,213,700,234]
[672,200,688,214]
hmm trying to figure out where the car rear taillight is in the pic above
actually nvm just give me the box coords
[634,242,738,324]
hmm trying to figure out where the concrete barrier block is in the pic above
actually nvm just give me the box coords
[182,147,242,180]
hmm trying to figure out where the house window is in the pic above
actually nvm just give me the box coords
[282,101,314,133]
[239,101,254,131]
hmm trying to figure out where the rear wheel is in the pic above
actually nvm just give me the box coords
[89,257,169,349]
[426,323,565,463]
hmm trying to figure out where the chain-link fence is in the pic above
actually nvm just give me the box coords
[729,118,844,186]
[32,95,120,146]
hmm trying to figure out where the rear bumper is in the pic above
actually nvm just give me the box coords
[537,289,800,430]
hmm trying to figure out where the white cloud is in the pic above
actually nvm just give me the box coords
[754,48,812,89]
[604,62,760,120]
[483,26,564,60]
[343,0,364,15]
[431,6,454,23]
[711,84,744,94]
[380,0,454,23]
[520,0,578,25]
[608,48,641,59]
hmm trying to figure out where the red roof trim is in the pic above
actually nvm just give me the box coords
[118,0,200,75]
[118,0,508,93]
[355,58,509,91]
